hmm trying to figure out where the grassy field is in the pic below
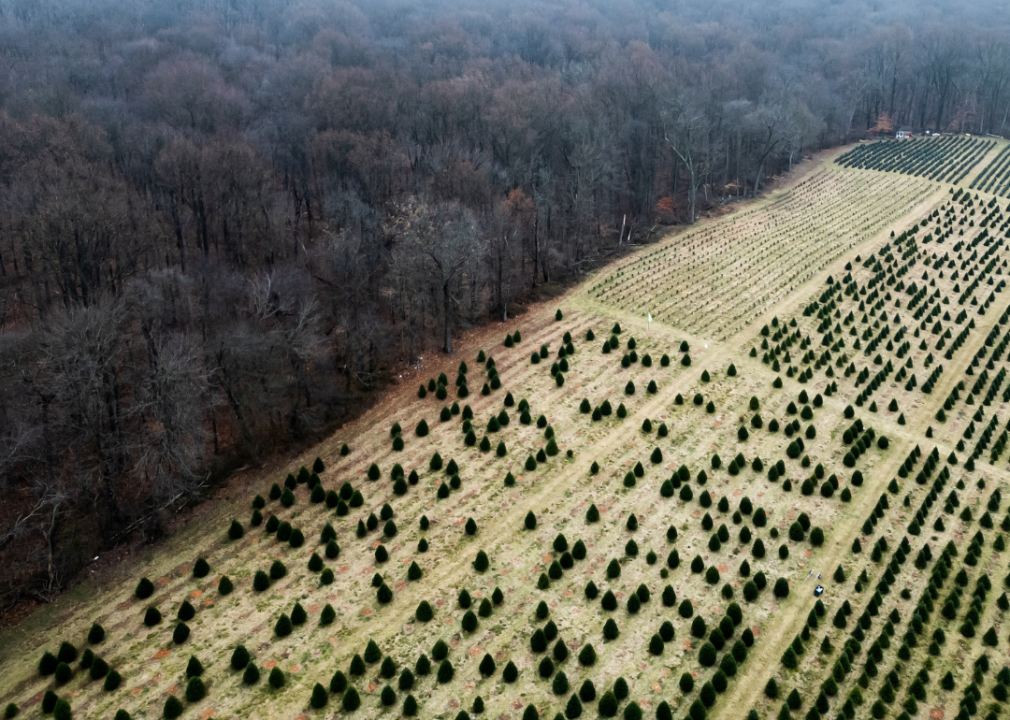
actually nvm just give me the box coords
[6,147,1010,720]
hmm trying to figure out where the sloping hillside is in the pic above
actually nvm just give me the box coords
[12,151,1010,720]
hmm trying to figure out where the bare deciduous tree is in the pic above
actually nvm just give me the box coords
[663,93,709,225]
[390,199,483,354]
[134,333,210,506]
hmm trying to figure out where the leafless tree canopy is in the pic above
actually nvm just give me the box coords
[1,0,1009,606]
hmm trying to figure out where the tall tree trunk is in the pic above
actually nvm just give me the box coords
[218,367,258,464]
[687,164,697,225]
[735,129,742,196]
[753,159,767,197]
[442,280,452,354]
[532,211,539,289]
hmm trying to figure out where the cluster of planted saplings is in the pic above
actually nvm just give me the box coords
[726,193,1010,718]
[15,448,390,719]
[9,325,607,719]
[756,423,1010,720]
[667,360,887,509]
[283,477,793,720]
[416,349,503,401]
[17,627,122,720]
[836,135,992,184]
[402,335,583,469]
[971,146,1010,198]
[628,374,881,718]
[746,200,1010,447]
[21,457,329,720]
[590,169,930,340]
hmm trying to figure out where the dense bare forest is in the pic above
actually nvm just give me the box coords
[1,0,1009,609]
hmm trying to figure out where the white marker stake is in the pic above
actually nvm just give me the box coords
[647,312,652,335]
